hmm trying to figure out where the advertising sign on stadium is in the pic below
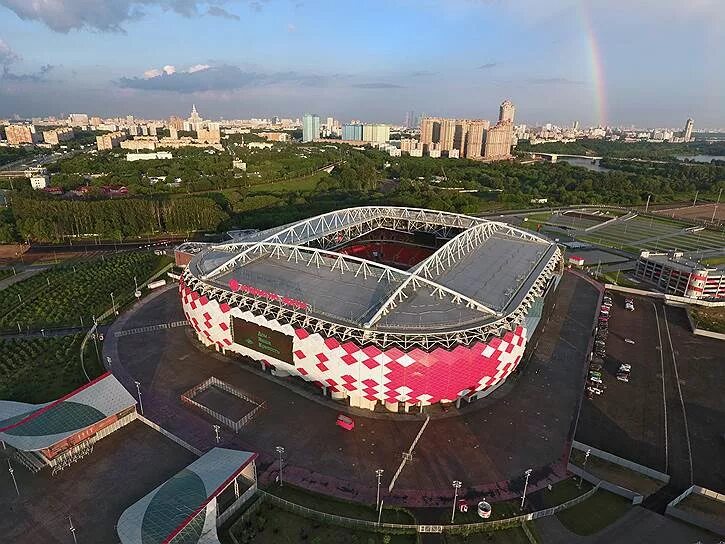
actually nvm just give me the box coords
[232,317,294,364]
[147,279,167,289]
[228,279,307,310]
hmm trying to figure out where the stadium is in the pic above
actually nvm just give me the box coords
[180,207,562,412]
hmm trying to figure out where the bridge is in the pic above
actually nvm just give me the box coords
[527,152,603,163]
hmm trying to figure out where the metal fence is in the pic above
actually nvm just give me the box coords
[181,376,265,433]
[114,320,189,338]
[227,483,601,537]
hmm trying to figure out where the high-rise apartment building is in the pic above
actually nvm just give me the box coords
[302,113,320,142]
[42,127,75,145]
[420,117,436,147]
[454,120,469,155]
[96,131,127,151]
[683,118,694,142]
[168,116,184,131]
[5,125,39,145]
[499,100,515,123]
[484,122,513,160]
[361,124,390,143]
[68,113,89,126]
[197,126,222,144]
[465,120,490,159]
[342,124,363,141]
[439,118,456,151]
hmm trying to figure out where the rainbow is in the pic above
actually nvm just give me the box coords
[579,3,607,127]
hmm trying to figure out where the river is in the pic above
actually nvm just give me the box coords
[675,155,725,163]
[556,157,611,172]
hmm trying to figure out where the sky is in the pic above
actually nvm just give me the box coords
[0,0,723,128]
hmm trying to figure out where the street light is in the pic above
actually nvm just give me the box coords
[7,459,19,496]
[275,446,285,486]
[451,480,462,524]
[110,292,117,315]
[213,424,221,444]
[68,515,77,544]
[520,469,533,510]
[579,449,592,489]
[375,469,384,511]
[134,381,144,415]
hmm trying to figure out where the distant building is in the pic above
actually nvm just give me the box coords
[499,100,515,123]
[439,118,456,151]
[361,124,389,143]
[126,151,172,161]
[247,142,274,149]
[42,127,74,145]
[197,126,221,144]
[120,137,157,151]
[168,116,184,131]
[342,124,363,141]
[232,160,247,171]
[188,104,203,131]
[683,118,694,142]
[483,121,513,160]
[466,120,489,159]
[258,132,288,142]
[96,131,127,150]
[68,113,89,126]
[5,124,40,145]
[302,113,320,142]
[30,174,49,189]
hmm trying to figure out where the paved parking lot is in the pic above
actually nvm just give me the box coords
[106,272,600,505]
[576,292,725,494]
[0,420,196,544]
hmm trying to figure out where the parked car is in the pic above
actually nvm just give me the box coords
[336,414,355,430]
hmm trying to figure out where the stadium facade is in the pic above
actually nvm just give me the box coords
[180,207,562,412]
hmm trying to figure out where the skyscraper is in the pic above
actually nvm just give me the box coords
[439,118,456,151]
[499,99,515,123]
[342,123,363,141]
[420,117,435,147]
[684,118,694,142]
[302,113,320,142]
[465,120,490,159]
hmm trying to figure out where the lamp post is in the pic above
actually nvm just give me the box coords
[110,292,117,315]
[520,468,533,510]
[451,480,462,524]
[7,459,19,496]
[712,188,723,223]
[275,446,285,486]
[213,425,221,444]
[375,469,384,511]
[68,515,77,544]
[579,449,592,489]
[134,380,144,415]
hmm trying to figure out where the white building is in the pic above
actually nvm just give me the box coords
[30,175,49,189]
[126,151,173,161]
[232,160,247,170]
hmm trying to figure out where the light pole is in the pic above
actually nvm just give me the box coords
[520,468,533,510]
[579,449,592,489]
[134,381,144,415]
[451,480,462,524]
[275,446,285,486]
[645,194,651,213]
[68,515,77,544]
[110,292,117,315]
[7,459,19,496]
[712,188,723,223]
[375,469,384,511]
[213,425,221,444]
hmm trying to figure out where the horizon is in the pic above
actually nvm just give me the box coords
[0,0,723,127]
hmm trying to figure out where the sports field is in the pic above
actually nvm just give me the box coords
[655,203,725,223]
[579,215,725,253]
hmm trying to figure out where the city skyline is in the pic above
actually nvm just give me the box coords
[0,0,723,127]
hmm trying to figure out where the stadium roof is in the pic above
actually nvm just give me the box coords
[0,372,136,452]
[184,207,561,347]
[117,448,257,544]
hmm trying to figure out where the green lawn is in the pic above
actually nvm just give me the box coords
[443,524,532,543]
[701,255,725,266]
[0,334,104,403]
[548,486,631,536]
[690,305,725,334]
[228,502,416,544]
[248,169,329,195]
[267,485,414,524]
[569,450,664,496]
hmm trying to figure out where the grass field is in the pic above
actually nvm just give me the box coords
[570,450,664,496]
[228,502,416,544]
[443,524,533,543]
[701,255,725,266]
[247,170,329,195]
[268,484,414,524]
[542,480,630,536]
[579,215,725,253]
[690,305,725,334]
[0,334,104,403]
[0,251,172,330]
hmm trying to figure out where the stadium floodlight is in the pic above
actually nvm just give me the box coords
[275,446,285,486]
[110,292,117,315]
[451,480,462,523]
[520,468,533,510]
[579,449,592,489]
[134,381,144,415]
[375,469,384,510]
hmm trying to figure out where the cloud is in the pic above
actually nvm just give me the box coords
[0,0,250,33]
[527,77,584,85]
[207,5,239,20]
[478,62,498,69]
[0,38,19,68]
[119,64,325,93]
[351,82,405,89]
[2,63,56,83]
[287,23,296,32]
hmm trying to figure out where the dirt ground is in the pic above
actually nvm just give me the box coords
[654,203,725,223]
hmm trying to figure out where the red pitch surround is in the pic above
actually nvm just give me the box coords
[180,279,526,408]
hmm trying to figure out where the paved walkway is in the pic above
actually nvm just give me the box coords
[0,267,46,291]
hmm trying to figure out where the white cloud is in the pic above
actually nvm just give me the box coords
[187,64,210,73]
[143,68,163,79]
[163,65,176,75]
[0,38,20,68]
[287,23,296,33]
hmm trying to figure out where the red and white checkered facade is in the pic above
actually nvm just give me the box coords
[180,279,527,406]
